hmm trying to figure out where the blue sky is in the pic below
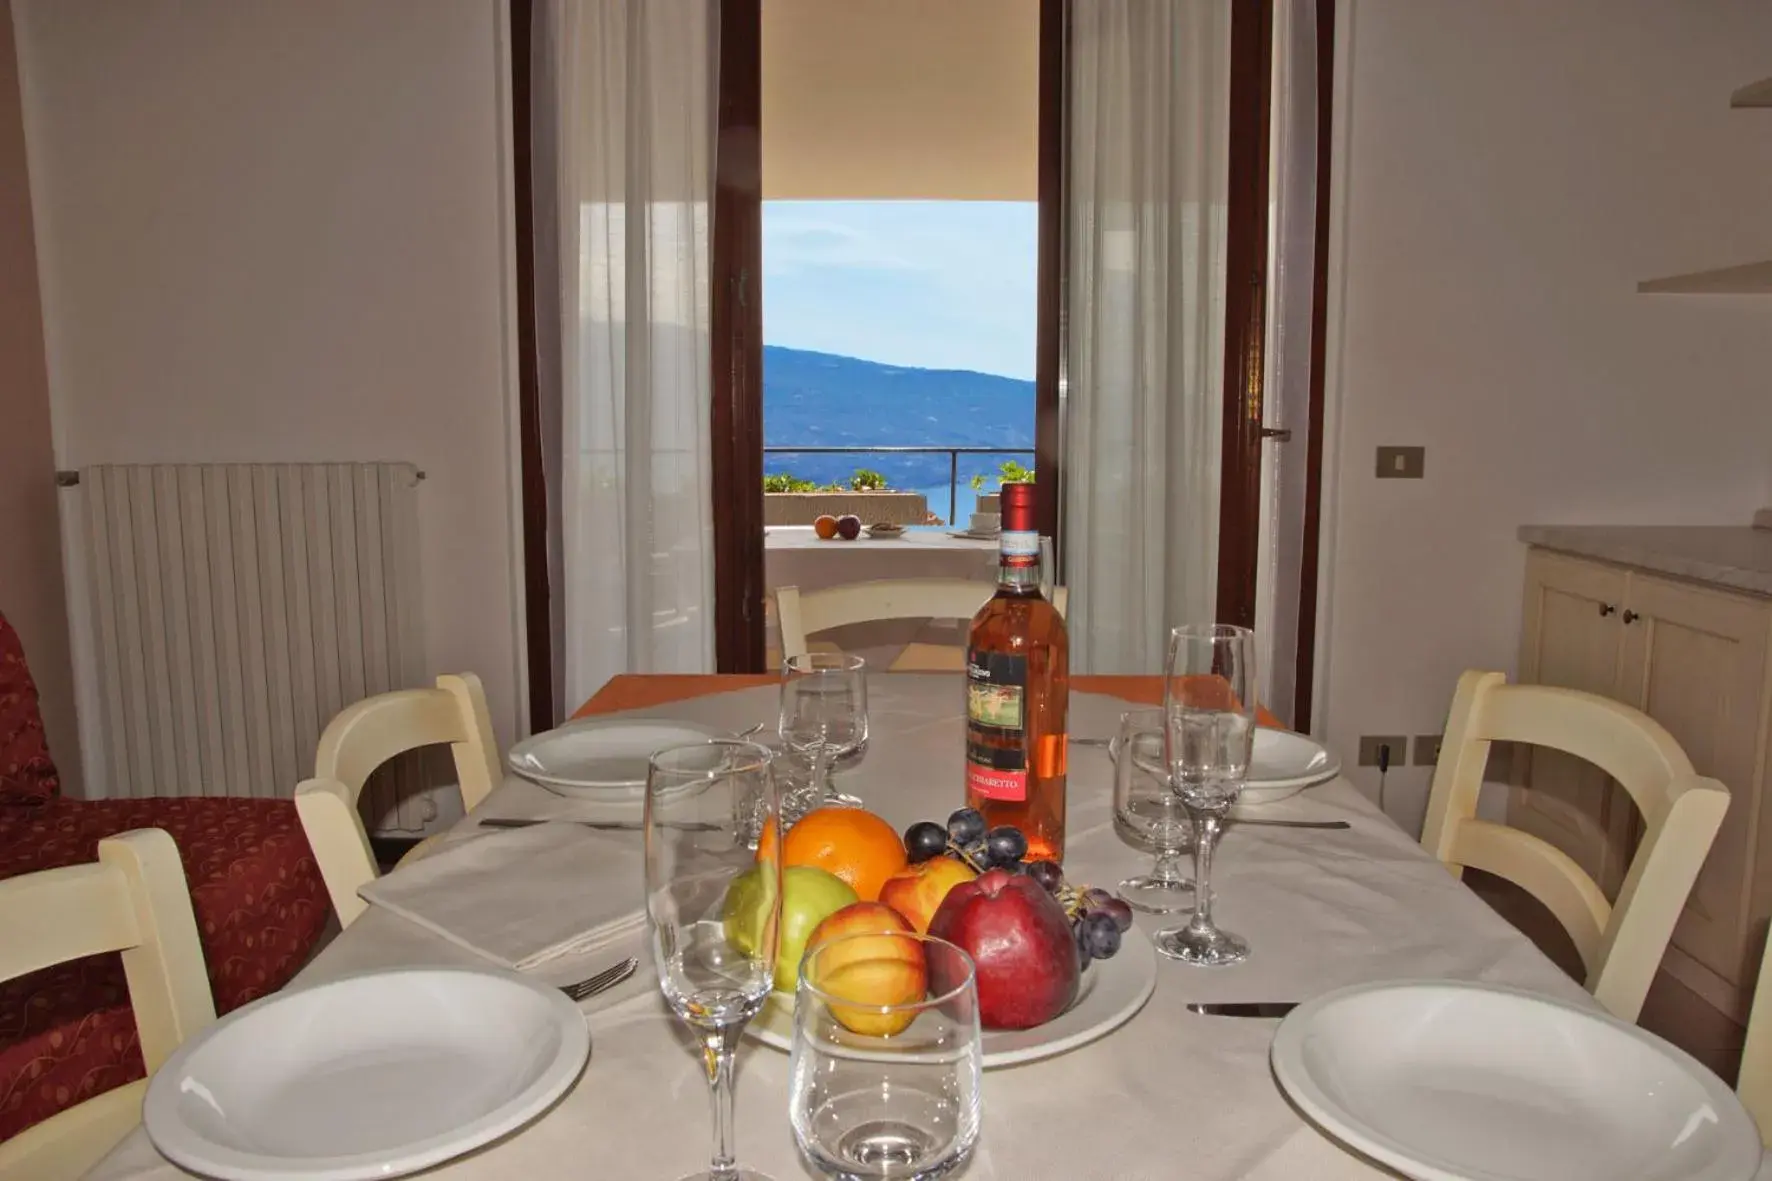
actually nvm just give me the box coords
[762,201,1039,381]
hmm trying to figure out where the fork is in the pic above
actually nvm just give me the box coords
[559,956,639,1002]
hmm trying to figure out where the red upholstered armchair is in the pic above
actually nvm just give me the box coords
[0,608,330,1143]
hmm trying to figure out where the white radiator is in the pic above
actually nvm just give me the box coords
[79,462,434,832]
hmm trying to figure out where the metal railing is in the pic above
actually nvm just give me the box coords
[762,445,1035,528]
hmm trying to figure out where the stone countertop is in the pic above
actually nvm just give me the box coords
[1518,525,1772,597]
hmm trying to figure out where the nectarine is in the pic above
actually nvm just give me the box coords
[879,857,977,933]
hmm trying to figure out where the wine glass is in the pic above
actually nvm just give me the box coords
[1156,624,1258,966]
[790,931,982,1180]
[779,652,869,822]
[646,740,782,1181]
[1111,707,1196,913]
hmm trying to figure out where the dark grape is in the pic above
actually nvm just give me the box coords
[1080,911,1121,959]
[903,821,949,864]
[1074,918,1095,965]
[985,826,1029,865]
[1083,887,1114,909]
[998,858,1027,875]
[947,808,987,845]
[1026,859,1065,894]
[1097,896,1134,933]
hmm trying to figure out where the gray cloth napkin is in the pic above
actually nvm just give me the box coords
[358,822,644,971]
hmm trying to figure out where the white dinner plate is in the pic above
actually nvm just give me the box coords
[144,967,590,1181]
[1270,979,1762,1181]
[506,718,727,799]
[749,925,1156,1068]
[1238,727,1340,805]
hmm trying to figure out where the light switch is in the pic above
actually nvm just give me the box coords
[1376,446,1425,479]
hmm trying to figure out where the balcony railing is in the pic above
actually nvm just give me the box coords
[762,445,1036,528]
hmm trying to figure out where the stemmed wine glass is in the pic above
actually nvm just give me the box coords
[789,931,982,1180]
[645,740,782,1181]
[1111,707,1196,913]
[779,652,869,822]
[1156,624,1258,966]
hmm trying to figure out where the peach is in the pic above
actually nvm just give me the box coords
[804,904,926,1036]
[879,856,978,933]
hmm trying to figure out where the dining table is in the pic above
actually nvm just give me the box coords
[86,672,1762,1180]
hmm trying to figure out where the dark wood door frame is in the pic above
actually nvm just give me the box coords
[710,0,766,672]
[1033,0,1069,558]
[1214,0,1276,630]
[509,0,554,731]
[1292,0,1336,731]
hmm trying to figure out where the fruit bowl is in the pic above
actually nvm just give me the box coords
[865,523,904,539]
[747,926,1155,1068]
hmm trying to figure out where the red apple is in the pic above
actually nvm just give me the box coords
[836,514,862,540]
[928,867,1080,1030]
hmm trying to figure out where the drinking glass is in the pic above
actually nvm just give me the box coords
[790,931,982,1181]
[1111,707,1195,913]
[779,652,869,822]
[1156,624,1258,966]
[646,740,782,1181]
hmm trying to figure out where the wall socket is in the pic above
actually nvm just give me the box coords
[1412,734,1444,766]
[1375,446,1426,479]
[1358,735,1407,767]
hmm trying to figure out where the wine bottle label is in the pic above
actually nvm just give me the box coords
[998,529,1039,570]
[964,649,1028,801]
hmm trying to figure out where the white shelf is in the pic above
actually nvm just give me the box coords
[1637,260,1772,295]
[1732,77,1772,108]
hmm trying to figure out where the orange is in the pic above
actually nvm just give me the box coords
[813,514,840,540]
[755,818,779,866]
[781,807,908,902]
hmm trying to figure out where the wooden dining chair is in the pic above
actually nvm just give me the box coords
[776,579,1068,668]
[1420,670,1729,1022]
[1736,936,1772,1143]
[0,829,216,1180]
[294,673,501,928]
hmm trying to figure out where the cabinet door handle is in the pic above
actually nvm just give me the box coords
[1622,609,1639,625]
[1598,603,1616,616]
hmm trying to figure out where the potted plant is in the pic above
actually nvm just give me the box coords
[970,460,1035,514]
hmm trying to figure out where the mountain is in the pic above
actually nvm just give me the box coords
[763,345,1035,492]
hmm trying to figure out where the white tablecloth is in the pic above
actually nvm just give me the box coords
[89,676,1736,1180]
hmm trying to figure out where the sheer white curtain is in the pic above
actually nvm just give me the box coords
[1253,0,1321,725]
[1064,0,1232,674]
[535,0,719,713]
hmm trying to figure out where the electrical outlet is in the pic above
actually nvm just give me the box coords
[1358,735,1407,767]
[1413,734,1444,767]
[1375,446,1425,479]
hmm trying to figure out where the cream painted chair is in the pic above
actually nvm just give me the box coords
[1736,934,1772,1143]
[776,580,1069,670]
[1421,670,1729,1023]
[0,829,215,1180]
[295,673,501,928]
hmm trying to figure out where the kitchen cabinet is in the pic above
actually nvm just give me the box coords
[1514,544,1772,1019]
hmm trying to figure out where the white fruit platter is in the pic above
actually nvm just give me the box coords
[749,925,1156,1069]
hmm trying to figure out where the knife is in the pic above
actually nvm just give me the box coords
[478,817,720,833]
[1187,1001,1299,1018]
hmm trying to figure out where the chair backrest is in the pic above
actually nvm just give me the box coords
[294,673,500,927]
[1736,925,1772,1143]
[0,829,215,1179]
[1420,670,1729,1022]
[776,580,1068,663]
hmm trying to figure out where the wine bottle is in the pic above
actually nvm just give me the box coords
[962,482,1070,862]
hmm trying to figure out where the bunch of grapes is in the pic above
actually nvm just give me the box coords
[902,808,1029,874]
[902,809,1132,968]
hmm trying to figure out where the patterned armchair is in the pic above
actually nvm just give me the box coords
[0,608,329,1142]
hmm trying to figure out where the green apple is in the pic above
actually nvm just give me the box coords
[722,864,858,992]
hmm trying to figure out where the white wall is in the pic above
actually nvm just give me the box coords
[0,1,79,793]
[1318,0,1772,832]
[13,1,525,772]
